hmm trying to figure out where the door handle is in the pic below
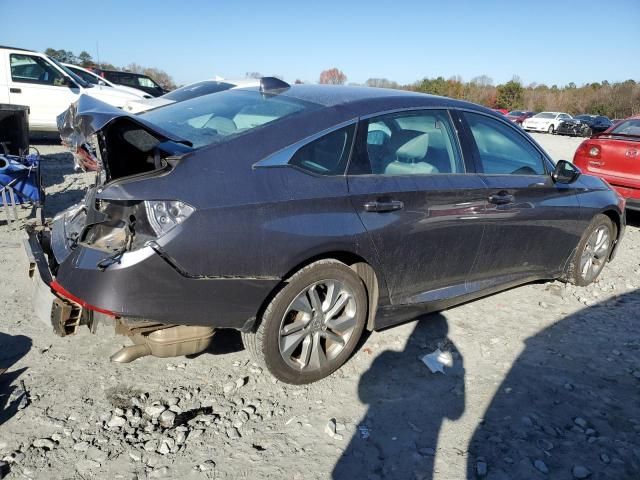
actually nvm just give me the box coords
[364,200,404,212]
[10,88,21,94]
[488,192,515,205]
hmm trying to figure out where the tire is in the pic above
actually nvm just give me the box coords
[548,124,555,134]
[565,214,615,286]
[583,127,593,137]
[242,260,367,384]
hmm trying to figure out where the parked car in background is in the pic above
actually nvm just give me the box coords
[556,114,612,137]
[63,63,151,99]
[124,78,260,113]
[0,46,143,131]
[507,110,536,125]
[91,68,167,97]
[27,81,625,385]
[574,116,640,211]
[522,111,572,134]
[492,108,508,115]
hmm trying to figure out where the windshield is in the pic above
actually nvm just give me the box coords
[47,57,90,88]
[140,89,321,149]
[610,119,640,136]
[162,81,234,102]
[534,112,555,119]
[67,66,102,85]
[575,115,594,121]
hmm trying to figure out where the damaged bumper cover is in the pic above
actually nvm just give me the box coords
[23,215,279,334]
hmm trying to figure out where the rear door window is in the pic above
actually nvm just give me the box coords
[463,112,546,175]
[350,110,464,175]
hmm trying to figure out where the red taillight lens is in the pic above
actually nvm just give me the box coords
[50,280,117,317]
[576,141,600,161]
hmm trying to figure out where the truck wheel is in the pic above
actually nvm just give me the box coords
[242,260,367,384]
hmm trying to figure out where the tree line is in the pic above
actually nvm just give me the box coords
[42,50,638,119]
[319,68,639,120]
[44,48,176,91]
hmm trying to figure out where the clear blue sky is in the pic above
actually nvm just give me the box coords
[2,0,638,87]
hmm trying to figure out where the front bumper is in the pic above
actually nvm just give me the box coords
[523,124,550,132]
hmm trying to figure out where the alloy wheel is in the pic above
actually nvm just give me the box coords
[278,280,357,371]
[579,226,610,282]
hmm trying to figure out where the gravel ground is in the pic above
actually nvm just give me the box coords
[0,132,638,480]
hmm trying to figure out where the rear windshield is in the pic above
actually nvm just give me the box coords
[140,89,320,149]
[162,81,234,102]
[610,119,640,136]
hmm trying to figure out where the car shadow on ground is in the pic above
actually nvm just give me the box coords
[0,332,32,427]
[333,312,465,480]
[465,289,640,479]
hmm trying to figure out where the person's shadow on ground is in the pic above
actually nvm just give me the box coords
[333,313,465,480]
[0,332,32,426]
[466,289,640,479]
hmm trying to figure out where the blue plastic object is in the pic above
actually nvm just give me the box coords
[0,154,42,204]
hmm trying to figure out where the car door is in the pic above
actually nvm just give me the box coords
[347,109,487,306]
[8,53,79,130]
[458,111,583,287]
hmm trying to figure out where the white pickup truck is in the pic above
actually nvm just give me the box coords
[0,46,144,132]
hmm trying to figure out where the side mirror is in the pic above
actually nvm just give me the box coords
[552,160,581,184]
[98,80,106,86]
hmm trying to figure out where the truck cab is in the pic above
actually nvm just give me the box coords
[0,46,141,132]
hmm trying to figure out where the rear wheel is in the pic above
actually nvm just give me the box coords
[565,214,615,286]
[548,124,555,134]
[242,260,367,384]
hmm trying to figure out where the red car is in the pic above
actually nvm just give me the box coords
[492,108,508,115]
[507,110,536,125]
[574,116,640,211]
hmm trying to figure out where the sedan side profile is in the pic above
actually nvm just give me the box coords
[25,81,625,384]
[522,111,572,134]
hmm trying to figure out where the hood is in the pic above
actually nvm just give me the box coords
[124,97,174,114]
[85,85,143,103]
[113,85,152,99]
[57,95,192,181]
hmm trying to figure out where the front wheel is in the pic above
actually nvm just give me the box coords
[242,260,367,384]
[565,214,615,286]
[548,124,555,134]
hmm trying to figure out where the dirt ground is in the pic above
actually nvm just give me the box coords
[1,133,639,480]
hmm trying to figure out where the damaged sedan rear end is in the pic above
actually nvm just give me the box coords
[25,81,319,364]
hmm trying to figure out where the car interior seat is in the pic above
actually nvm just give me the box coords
[383,130,439,175]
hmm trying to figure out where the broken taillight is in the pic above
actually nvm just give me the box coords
[144,200,195,237]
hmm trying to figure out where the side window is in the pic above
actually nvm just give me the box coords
[288,124,355,176]
[351,110,463,176]
[463,112,546,175]
[137,76,157,88]
[10,54,65,86]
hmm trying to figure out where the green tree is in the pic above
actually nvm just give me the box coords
[495,80,524,110]
[78,51,93,67]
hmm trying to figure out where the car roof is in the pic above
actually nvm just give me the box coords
[0,45,36,53]
[237,84,494,117]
